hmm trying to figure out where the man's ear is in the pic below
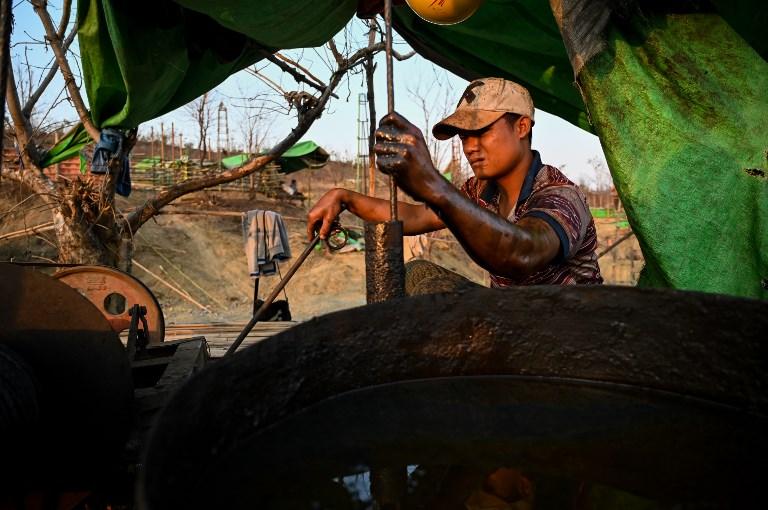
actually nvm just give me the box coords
[518,116,532,140]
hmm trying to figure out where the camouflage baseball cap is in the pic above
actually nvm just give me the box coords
[433,77,535,140]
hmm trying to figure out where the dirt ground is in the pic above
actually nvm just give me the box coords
[0,163,641,324]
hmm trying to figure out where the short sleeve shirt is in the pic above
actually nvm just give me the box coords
[460,151,603,287]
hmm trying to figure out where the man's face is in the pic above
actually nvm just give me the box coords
[458,115,527,180]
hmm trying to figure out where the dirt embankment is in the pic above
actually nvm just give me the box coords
[0,163,484,323]
[1,161,640,324]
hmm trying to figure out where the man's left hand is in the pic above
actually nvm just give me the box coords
[374,112,446,202]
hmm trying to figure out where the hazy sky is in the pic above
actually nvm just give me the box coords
[10,3,608,186]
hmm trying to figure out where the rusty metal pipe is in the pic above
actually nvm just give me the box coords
[384,0,398,221]
[365,221,405,303]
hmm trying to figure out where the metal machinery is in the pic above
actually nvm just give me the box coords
[138,285,768,509]
[0,263,208,506]
[3,260,766,508]
[53,265,165,345]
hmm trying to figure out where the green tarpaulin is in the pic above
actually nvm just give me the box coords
[579,12,767,299]
[392,2,591,132]
[74,1,767,299]
[77,0,356,129]
[220,153,249,170]
[39,123,91,168]
[220,140,329,172]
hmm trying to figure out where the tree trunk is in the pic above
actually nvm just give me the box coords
[52,168,132,270]
[53,209,118,267]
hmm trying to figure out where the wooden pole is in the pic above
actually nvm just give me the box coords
[171,122,175,161]
[160,122,165,163]
[133,260,210,312]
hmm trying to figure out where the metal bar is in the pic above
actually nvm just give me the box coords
[384,0,398,221]
[372,4,406,505]
[252,277,260,316]
[225,234,321,356]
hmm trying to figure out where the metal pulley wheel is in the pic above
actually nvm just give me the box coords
[54,265,165,344]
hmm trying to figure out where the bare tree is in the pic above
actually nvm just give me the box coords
[184,91,215,164]
[587,155,613,191]
[2,9,398,269]
[406,71,454,172]
[233,90,271,156]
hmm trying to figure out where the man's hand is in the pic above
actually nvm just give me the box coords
[306,188,347,241]
[374,112,447,202]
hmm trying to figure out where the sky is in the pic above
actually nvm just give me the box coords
[9,1,608,187]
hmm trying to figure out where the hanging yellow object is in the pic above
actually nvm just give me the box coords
[404,0,485,25]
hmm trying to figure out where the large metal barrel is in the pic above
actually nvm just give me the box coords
[139,286,768,508]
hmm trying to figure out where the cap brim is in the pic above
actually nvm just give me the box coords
[432,110,506,140]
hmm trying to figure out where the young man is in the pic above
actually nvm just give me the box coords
[308,77,602,292]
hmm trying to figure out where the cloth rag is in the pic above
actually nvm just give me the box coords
[242,210,292,277]
[90,128,132,197]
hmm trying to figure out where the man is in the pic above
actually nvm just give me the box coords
[308,77,602,293]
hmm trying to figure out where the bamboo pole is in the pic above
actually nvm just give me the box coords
[133,259,210,312]
[160,122,165,163]
[0,222,55,241]
[140,234,228,309]
[171,122,175,161]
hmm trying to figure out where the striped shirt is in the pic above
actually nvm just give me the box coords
[460,151,603,287]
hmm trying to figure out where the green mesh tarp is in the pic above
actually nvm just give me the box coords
[579,13,767,299]
[133,157,161,170]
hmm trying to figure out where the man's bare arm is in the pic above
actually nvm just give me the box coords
[374,112,560,278]
[306,188,444,240]
[429,181,560,278]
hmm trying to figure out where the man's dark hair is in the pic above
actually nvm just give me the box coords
[504,113,533,144]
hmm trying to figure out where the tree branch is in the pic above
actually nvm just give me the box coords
[31,0,99,141]
[5,63,50,175]
[328,39,344,66]
[275,52,328,91]
[265,53,339,99]
[22,23,77,118]
[1,163,57,198]
[393,49,416,61]
[127,41,383,231]
[0,0,12,181]
[56,0,72,41]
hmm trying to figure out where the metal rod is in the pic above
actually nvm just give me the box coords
[384,0,398,221]
[252,277,260,316]
[225,234,321,356]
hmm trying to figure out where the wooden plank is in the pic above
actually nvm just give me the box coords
[163,321,299,357]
